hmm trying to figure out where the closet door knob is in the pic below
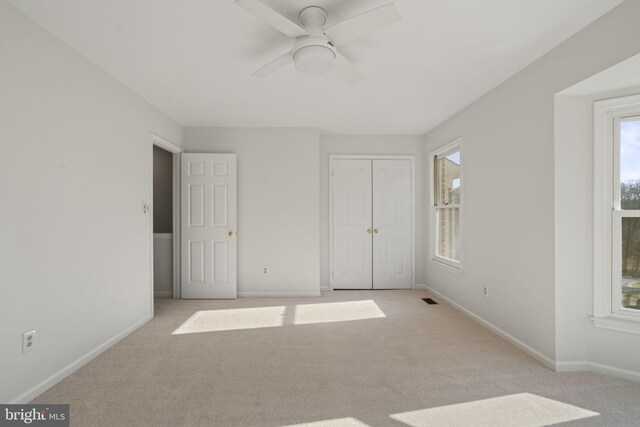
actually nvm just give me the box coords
[367,228,372,234]
[228,231,237,237]
[373,228,379,234]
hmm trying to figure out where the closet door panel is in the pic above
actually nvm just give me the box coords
[331,160,373,289]
[373,160,412,289]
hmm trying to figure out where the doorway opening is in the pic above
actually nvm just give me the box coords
[151,134,182,306]
[153,145,174,297]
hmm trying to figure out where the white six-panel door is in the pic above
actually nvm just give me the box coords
[181,153,237,299]
[372,160,412,289]
[331,158,413,290]
[331,159,373,289]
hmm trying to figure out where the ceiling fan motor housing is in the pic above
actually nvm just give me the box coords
[299,6,327,30]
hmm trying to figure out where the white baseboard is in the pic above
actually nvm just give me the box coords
[414,284,428,290]
[556,360,640,383]
[588,361,640,382]
[555,361,589,372]
[10,314,153,404]
[425,286,556,370]
[238,291,321,298]
[426,286,640,383]
[154,291,173,298]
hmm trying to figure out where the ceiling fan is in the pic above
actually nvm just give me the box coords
[235,0,401,84]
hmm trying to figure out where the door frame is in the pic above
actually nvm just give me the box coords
[329,155,416,291]
[150,133,182,310]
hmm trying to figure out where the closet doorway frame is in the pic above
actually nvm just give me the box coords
[329,155,416,291]
[150,133,182,304]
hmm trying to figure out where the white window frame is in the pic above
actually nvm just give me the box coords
[429,137,463,273]
[593,94,640,334]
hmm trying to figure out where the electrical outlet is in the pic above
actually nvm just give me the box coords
[23,330,35,353]
[483,287,489,298]
[262,266,268,275]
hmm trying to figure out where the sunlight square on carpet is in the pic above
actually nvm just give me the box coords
[172,306,286,334]
[283,417,370,427]
[389,393,599,427]
[293,300,385,325]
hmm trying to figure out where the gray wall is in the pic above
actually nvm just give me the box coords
[153,146,173,233]
[0,1,182,403]
[555,83,640,373]
[183,130,426,295]
[182,127,321,297]
[423,0,640,364]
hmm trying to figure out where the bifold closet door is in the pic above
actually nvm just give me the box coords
[372,160,412,289]
[331,159,373,289]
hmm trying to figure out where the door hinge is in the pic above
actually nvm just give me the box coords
[331,169,334,177]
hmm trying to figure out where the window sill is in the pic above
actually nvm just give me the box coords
[591,315,640,335]
[431,258,463,276]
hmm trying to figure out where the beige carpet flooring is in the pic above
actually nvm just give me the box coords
[33,290,640,426]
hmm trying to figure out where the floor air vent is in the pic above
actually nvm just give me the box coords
[422,298,438,305]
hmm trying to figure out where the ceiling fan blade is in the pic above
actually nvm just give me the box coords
[252,51,293,77]
[325,2,401,45]
[334,52,364,85]
[235,0,309,38]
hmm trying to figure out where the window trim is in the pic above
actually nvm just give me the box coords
[429,137,463,272]
[593,94,640,333]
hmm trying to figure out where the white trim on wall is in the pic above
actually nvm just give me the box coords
[425,285,556,370]
[328,155,416,291]
[238,291,321,298]
[556,360,640,383]
[428,285,640,383]
[151,133,181,153]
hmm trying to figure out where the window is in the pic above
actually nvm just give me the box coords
[431,138,462,271]
[594,95,640,333]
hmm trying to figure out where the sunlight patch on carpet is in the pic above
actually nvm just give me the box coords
[390,393,599,427]
[293,300,386,325]
[283,417,371,427]
[172,300,387,334]
[172,306,286,334]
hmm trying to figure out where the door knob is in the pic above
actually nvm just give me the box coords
[228,231,237,237]
[373,228,379,234]
[367,228,372,234]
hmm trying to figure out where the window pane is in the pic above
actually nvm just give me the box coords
[620,118,640,210]
[436,151,461,206]
[437,207,460,261]
[622,217,640,310]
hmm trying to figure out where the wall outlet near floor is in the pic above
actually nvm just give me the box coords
[262,266,268,275]
[483,287,489,298]
[23,330,35,353]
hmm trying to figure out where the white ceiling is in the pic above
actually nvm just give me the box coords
[8,0,623,134]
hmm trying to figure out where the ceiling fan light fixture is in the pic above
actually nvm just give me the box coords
[293,45,335,75]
